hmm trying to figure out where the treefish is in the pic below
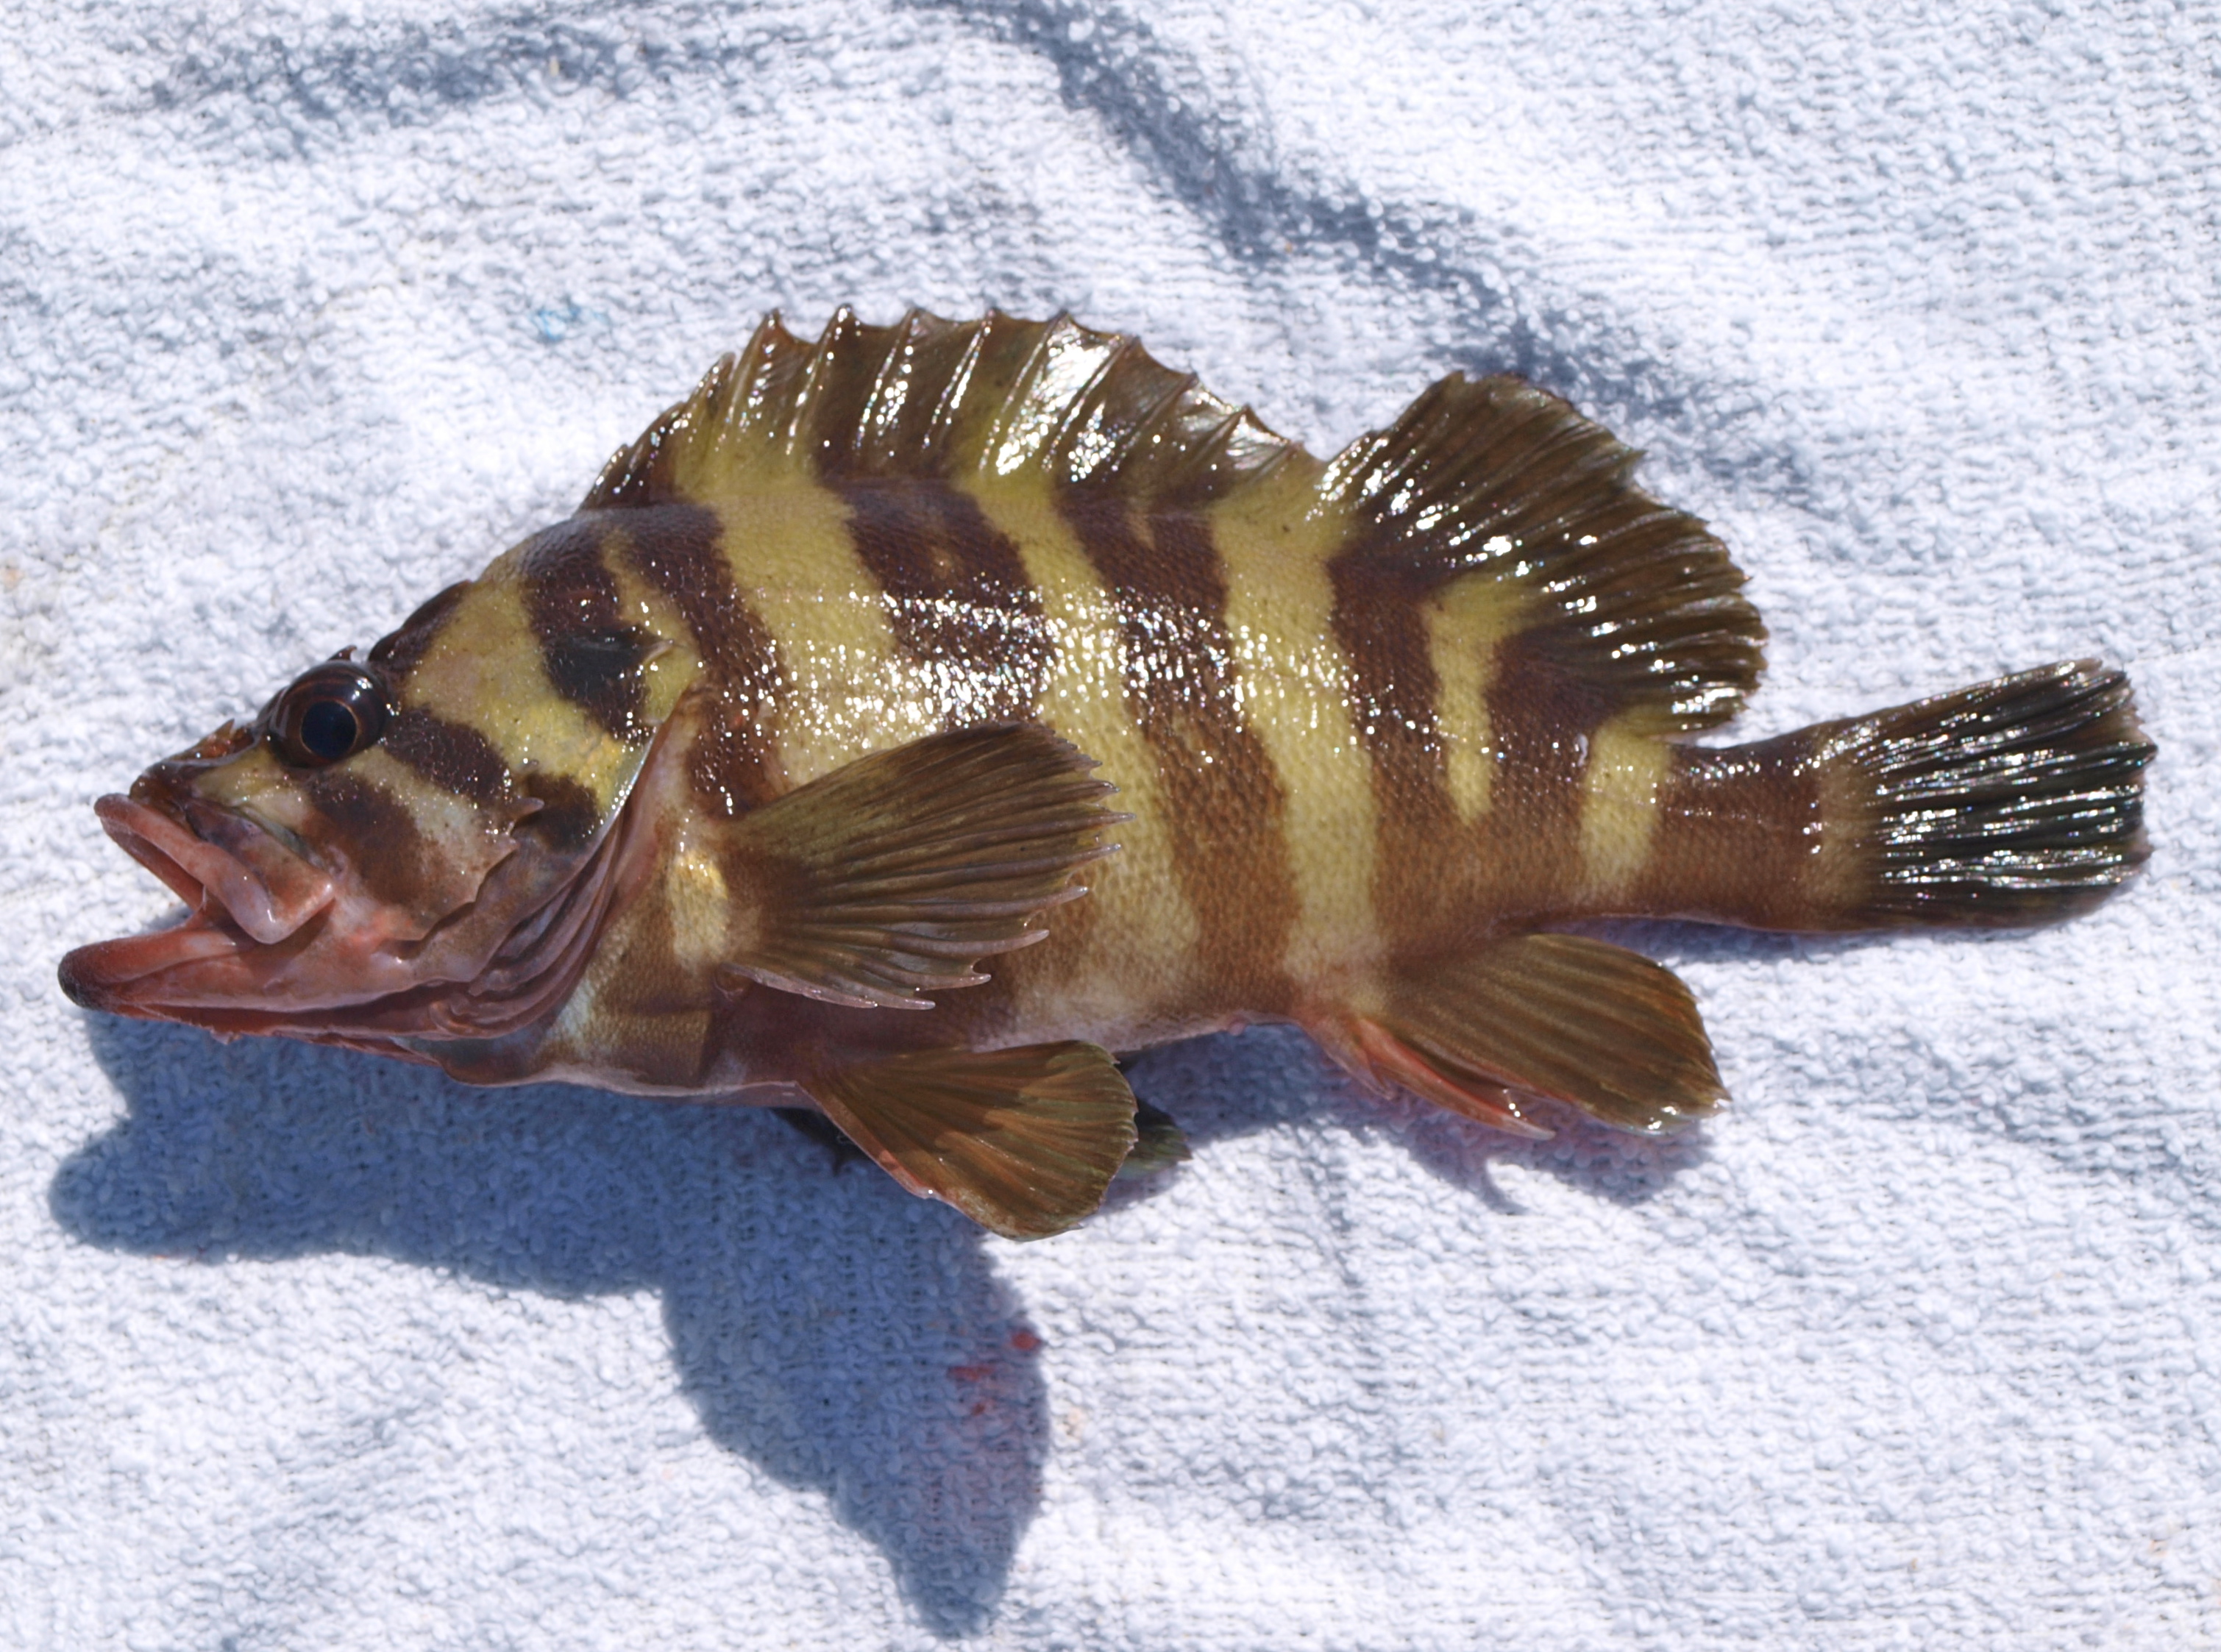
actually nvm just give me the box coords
[60,310,2156,1239]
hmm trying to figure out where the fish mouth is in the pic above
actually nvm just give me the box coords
[57,793,335,1013]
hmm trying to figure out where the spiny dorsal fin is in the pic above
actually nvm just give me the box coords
[581,308,1304,509]
[1323,374,1766,735]
[809,1042,1139,1239]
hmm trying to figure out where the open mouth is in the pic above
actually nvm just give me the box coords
[57,794,335,1012]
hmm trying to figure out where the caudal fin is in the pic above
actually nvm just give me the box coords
[1810,661,2153,928]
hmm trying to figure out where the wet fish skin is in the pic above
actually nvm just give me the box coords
[60,309,2155,1239]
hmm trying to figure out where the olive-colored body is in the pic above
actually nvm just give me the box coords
[60,310,2152,1237]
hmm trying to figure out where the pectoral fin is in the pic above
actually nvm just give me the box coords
[809,1042,1139,1239]
[715,722,1125,1010]
[1339,934,1727,1136]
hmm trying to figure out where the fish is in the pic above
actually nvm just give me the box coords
[59,308,2156,1239]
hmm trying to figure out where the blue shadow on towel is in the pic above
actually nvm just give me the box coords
[57,1015,1048,1637]
[51,925,1758,1632]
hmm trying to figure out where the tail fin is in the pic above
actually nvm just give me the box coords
[1812,661,2153,928]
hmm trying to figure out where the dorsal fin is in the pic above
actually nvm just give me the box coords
[1323,374,1766,734]
[582,308,1305,510]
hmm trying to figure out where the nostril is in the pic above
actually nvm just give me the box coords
[185,720,252,762]
[131,728,255,807]
[131,763,200,812]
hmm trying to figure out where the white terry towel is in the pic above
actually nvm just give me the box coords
[3,1,2217,1646]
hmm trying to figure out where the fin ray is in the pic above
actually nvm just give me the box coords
[1323,375,1766,733]
[582,308,1308,508]
[716,722,1125,1009]
[1343,934,1728,1134]
[1816,661,2153,925]
[1118,1099,1192,1179]
[811,1042,1139,1239]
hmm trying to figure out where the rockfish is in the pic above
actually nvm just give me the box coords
[60,310,2155,1238]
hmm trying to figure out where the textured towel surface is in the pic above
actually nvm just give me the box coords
[4,3,2218,1646]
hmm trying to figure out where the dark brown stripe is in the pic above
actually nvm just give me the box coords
[1326,548,1460,941]
[519,772,601,851]
[300,770,434,910]
[1329,526,1635,936]
[367,580,469,681]
[381,709,514,807]
[613,502,786,818]
[1060,488,1296,1008]
[519,519,658,744]
[1630,730,1824,928]
[1472,621,1623,920]
[836,478,1053,726]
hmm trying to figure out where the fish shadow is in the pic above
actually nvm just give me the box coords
[1114,922,1886,1220]
[1118,1022,1716,1223]
[54,1014,1048,1639]
[53,923,1788,1631]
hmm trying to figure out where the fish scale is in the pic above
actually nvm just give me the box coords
[60,307,2155,1240]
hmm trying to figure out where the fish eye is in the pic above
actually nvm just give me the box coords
[266,662,392,768]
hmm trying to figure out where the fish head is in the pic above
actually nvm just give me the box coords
[58,575,647,1056]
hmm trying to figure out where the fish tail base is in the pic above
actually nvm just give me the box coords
[1637,661,2154,932]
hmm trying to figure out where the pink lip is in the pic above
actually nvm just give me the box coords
[57,794,338,1015]
[91,794,332,946]
[57,910,250,1008]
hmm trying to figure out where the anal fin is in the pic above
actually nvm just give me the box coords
[1342,1017,1553,1139]
[1338,935,1727,1136]
[809,1042,1138,1239]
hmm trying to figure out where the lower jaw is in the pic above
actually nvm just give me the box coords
[56,923,475,1063]
[57,920,249,1014]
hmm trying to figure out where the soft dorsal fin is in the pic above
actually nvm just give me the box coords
[583,308,1306,510]
[1323,374,1766,735]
